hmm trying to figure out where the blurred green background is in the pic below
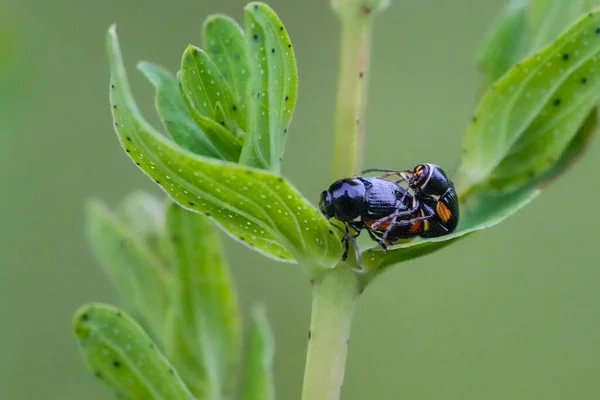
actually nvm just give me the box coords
[2,0,600,399]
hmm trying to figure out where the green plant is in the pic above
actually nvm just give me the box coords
[74,1,600,399]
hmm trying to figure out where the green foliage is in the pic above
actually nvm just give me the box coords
[108,26,340,266]
[138,62,224,159]
[85,195,170,345]
[528,0,582,52]
[99,1,600,283]
[360,7,600,282]
[106,6,339,273]
[239,2,298,172]
[76,1,600,398]
[81,191,278,399]
[477,0,528,88]
[360,180,540,283]
[240,306,276,400]
[78,4,301,395]
[178,45,244,161]
[460,11,600,193]
[203,15,249,110]
[163,203,241,398]
[73,304,195,400]
[179,45,246,137]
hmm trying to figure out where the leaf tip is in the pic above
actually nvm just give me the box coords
[203,13,231,27]
[250,302,267,318]
[136,61,169,87]
[72,303,96,340]
[107,24,119,50]
[136,60,150,71]
[245,1,268,13]
[182,44,202,61]
[106,23,123,72]
[249,301,274,354]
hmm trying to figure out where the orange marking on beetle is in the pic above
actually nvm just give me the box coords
[365,219,390,231]
[436,202,452,222]
[409,220,422,232]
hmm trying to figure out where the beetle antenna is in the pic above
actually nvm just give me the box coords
[361,168,412,184]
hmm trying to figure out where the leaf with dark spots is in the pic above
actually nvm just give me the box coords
[239,2,298,172]
[138,61,224,159]
[107,25,342,271]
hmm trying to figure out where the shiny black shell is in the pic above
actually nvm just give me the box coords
[320,177,414,223]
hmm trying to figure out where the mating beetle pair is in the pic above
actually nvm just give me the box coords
[319,163,459,261]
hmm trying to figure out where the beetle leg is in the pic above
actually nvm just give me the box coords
[370,197,419,230]
[378,237,389,251]
[376,198,417,247]
[393,203,435,226]
[331,223,363,268]
[399,187,409,203]
[370,210,414,230]
[344,228,364,271]
[332,224,352,260]
[379,212,435,247]
[379,216,400,248]
[392,214,433,226]
[365,227,381,242]
[342,225,350,261]
[362,226,389,251]
[394,213,451,236]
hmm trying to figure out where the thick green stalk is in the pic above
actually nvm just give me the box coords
[302,3,386,399]
[331,11,373,179]
[301,268,359,400]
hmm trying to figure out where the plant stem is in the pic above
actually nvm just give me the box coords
[331,10,374,178]
[301,268,359,400]
[301,4,386,399]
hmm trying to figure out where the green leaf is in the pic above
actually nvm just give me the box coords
[534,106,598,188]
[362,110,598,284]
[360,10,600,284]
[476,0,528,88]
[181,99,244,162]
[115,190,170,265]
[239,2,298,172]
[73,304,194,400]
[484,87,595,190]
[163,204,241,399]
[360,183,540,285]
[457,11,600,194]
[106,25,343,271]
[84,198,170,344]
[138,61,224,159]
[179,45,246,135]
[241,305,275,400]
[115,191,165,237]
[177,45,244,162]
[203,15,249,111]
[528,0,582,52]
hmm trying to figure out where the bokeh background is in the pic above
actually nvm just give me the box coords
[2,0,600,399]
